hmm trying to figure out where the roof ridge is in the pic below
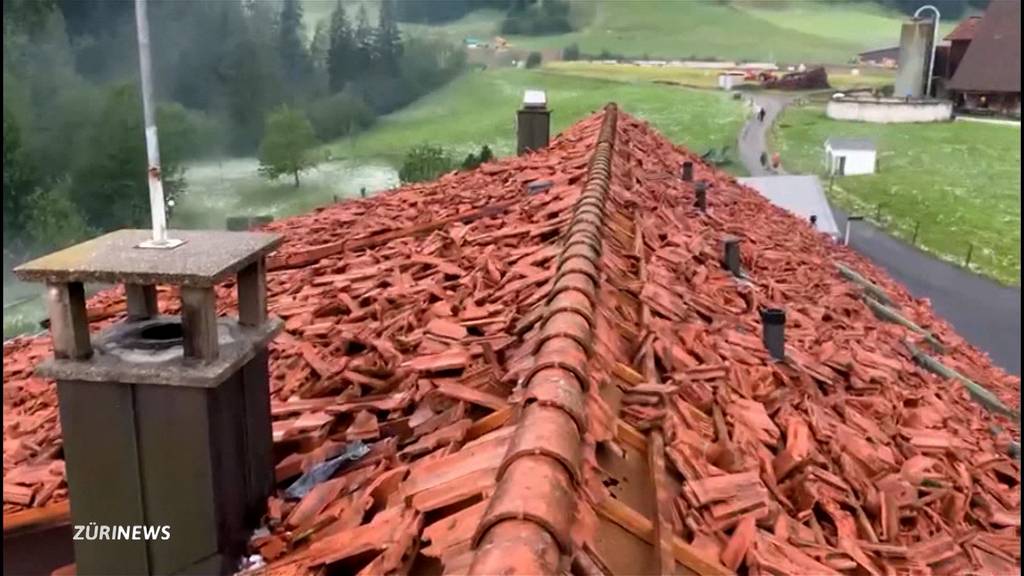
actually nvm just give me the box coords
[468,103,618,574]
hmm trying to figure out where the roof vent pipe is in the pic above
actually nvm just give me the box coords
[722,236,742,277]
[682,161,694,182]
[760,308,786,361]
[695,180,708,212]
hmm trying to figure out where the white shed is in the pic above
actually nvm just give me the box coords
[824,137,876,175]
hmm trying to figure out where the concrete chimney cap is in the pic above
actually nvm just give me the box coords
[523,89,547,108]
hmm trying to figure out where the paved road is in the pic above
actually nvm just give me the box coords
[833,208,1021,375]
[736,93,794,176]
[734,94,1022,375]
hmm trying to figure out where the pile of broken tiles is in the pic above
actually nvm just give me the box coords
[3,105,1019,575]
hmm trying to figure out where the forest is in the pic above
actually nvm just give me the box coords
[3,0,467,258]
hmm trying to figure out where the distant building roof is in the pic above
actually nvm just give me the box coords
[944,16,982,42]
[948,1,1021,93]
[825,137,876,151]
[858,46,900,60]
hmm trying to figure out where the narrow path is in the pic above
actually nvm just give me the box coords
[736,93,794,176]
[735,93,1021,376]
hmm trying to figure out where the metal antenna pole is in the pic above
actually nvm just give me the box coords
[135,0,182,248]
[915,5,941,98]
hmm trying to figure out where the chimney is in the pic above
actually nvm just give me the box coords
[681,161,694,181]
[14,229,283,575]
[760,308,786,361]
[722,236,742,277]
[695,180,708,212]
[517,90,550,154]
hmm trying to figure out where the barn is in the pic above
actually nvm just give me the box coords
[947,1,1021,116]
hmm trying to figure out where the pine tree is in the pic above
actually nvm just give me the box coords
[352,3,374,76]
[374,0,402,73]
[327,0,354,93]
[277,0,311,89]
[311,20,329,73]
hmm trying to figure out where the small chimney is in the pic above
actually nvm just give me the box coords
[694,180,708,212]
[810,214,818,227]
[760,308,786,361]
[517,90,550,154]
[722,236,742,276]
[681,161,694,181]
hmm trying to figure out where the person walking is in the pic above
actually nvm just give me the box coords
[758,107,766,123]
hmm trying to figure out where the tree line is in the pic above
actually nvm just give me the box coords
[3,0,466,257]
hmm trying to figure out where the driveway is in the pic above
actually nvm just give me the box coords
[834,207,1021,375]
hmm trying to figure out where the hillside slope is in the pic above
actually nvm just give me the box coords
[391,0,960,64]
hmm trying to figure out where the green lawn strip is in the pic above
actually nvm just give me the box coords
[772,105,1021,285]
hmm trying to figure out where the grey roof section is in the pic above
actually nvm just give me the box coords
[738,175,840,239]
[858,46,900,59]
[825,137,876,151]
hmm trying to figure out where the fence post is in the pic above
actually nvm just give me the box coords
[965,243,974,268]
[912,221,920,245]
[875,204,883,222]
[844,215,863,246]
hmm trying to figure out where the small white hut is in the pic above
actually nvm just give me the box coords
[825,137,877,175]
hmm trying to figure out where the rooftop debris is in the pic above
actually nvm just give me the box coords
[3,104,1020,574]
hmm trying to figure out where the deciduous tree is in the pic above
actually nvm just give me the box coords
[258,105,319,187]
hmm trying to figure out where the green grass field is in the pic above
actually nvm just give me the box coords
[324,67,746,167]
[543,61,726,89]
[359,0,964,65]
[772,106,1021,285]
[171,68,744,234]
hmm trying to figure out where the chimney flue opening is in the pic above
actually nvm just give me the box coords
[760,308,786,361]
[695,180,708,211]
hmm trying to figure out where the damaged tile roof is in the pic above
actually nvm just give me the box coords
[3,104,1021,575]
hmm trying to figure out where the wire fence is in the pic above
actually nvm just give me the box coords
[831,176,984,273]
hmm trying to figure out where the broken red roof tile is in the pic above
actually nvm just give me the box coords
[404,347,471,373]
[4,104,1020,574]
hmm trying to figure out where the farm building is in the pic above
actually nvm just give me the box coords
[857,46,899,68]
[942,15,982,80]
[3,106,1019,575]
[947,1,1021,116]
[825,137,877,175]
